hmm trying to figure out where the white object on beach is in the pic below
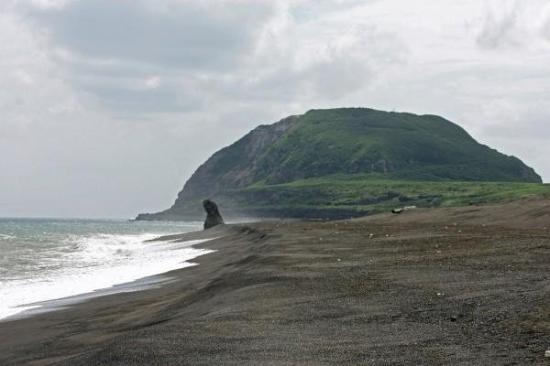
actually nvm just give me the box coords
[545,350,550,358]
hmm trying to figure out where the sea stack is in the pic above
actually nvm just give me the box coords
[203,199,224,230]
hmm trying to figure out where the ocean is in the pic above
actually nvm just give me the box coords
[0,218,210,320]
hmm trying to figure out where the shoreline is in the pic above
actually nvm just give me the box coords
[2,272,176,323]
[0,235,215,323]
[1,201,550,365]
[0,224,249,365]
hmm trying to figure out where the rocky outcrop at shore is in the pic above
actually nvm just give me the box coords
[203,199,224,230]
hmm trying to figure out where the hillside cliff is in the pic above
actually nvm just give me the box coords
[136,108,542,220]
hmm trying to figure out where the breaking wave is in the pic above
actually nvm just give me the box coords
[0,233,213,320]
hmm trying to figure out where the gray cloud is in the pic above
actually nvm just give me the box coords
[16,0,279,115]
[226,27,404,104]
[24,0,274,69]
[476,4,522,49]
[27,0,401,116]
[475,1,550,49]
[542,17,550,40]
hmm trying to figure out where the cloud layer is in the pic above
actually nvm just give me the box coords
[1,0,549,217]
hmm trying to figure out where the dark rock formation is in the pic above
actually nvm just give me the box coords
[203,199,224,230]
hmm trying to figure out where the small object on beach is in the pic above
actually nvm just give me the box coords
[545,350,550,358]
[392,205,417,214]
[450,315,458,322]
[203,199,224,230]
[369,233,374,239]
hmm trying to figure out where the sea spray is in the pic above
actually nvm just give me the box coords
[0,218,210,320]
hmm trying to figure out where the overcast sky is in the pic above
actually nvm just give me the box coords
[1,0,549,218]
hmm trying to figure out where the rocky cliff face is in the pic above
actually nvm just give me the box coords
[136,108,542,220]
[135,115,299,220]
[175,115,299,203]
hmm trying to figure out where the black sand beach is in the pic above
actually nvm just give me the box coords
[1,200,550,365]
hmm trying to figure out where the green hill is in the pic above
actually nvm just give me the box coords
[137,108,544,220]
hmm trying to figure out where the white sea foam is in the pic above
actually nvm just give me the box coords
[0,233,15,240]
[0,233,214,320]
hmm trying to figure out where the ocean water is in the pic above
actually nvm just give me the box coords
[0,218,211,320]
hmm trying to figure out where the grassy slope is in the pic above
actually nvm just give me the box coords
[252,109,541,184]
[232,174,550,217]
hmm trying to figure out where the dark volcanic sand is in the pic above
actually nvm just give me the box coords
[1,200,550,365]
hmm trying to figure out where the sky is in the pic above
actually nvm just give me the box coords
[0,0,549,218]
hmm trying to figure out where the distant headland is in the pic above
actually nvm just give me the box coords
[137,108,543,221]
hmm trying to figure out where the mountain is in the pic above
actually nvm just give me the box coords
[136,108,542,220]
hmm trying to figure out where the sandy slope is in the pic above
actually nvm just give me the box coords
[1,200,549,365]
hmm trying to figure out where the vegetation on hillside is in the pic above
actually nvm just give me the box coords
[137,175,550,220]
[137,108,543,220]
[251,109,541,184]
[228,176,550,218]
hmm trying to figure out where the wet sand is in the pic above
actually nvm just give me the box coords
[1,200,550,365]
